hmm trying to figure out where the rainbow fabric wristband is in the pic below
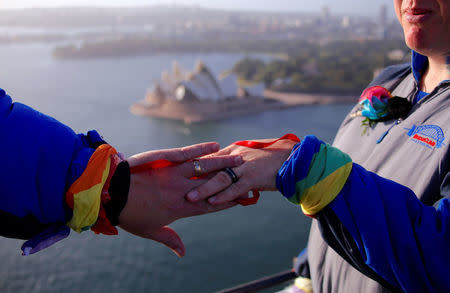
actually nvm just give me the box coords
[65,144,119,233]
[277,135,353,216]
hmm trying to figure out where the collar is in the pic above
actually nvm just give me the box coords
[411,50,428,84]
[411,50,450,86]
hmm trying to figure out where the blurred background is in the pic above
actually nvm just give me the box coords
[0,1,407,292]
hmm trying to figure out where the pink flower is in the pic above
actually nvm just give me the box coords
[358,86,393,120]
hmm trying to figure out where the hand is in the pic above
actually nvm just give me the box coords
[118,142,243,257]
[186,138,297,205]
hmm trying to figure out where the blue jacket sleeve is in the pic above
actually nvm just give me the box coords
[0,88,105,239]
[321,165,450,293]
[278,135,449,293]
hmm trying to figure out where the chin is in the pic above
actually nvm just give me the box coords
[404,26,431,53]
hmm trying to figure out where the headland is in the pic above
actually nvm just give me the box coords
[131,90,355,124]
[130,60,355,124]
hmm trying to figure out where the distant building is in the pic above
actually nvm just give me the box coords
[321,6,330,23]
[341,16,351,28]
[133,60,275,124]
[378,4,388,39]
[379,4,388,24]
[150,60,265,103]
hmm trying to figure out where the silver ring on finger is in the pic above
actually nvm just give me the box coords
[223,167,239,184]
[193,159,203,176]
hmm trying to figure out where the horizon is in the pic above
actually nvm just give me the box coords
[0,0,396,16]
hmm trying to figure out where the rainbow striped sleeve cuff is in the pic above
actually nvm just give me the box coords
[65,144,118,233]
[277,135,353,216]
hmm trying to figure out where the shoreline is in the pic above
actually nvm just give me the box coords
[130,90,356,124]
[263,90,356,106]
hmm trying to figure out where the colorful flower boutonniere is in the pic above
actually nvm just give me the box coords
[351,86,412,134]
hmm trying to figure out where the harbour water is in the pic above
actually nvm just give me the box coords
[0,44,354,292]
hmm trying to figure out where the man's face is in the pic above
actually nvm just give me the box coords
[394,0,450,57]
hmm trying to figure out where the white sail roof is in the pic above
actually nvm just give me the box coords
[178,80,209,100]
[219,74,238,97]
[156,60,265,101]
[189,72,223,100]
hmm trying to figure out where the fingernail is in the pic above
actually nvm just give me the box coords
[235,155,243,164]
[208,197,217,204]
[187,190,199,201]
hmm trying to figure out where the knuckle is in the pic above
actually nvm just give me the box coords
[201,144,209,154]
[216,172,232,186]
[178,148,190,161]
[231,182,242,192]
[235,180,248,191]
[228,185,242,198]
[194,186,210,198]
[159,149,174,161]
[202,157,224,171]
[223,157,234,165]
[226,183,245,199]
[198,158,210,171]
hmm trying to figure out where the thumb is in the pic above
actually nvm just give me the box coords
[147,226,185,258]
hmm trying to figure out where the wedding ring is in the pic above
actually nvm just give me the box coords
[223,167,239,183]
[193,160,203,176]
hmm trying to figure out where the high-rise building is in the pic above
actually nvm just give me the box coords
[380,4,388,24]
[321,5,330,24]
[379,4,388,39]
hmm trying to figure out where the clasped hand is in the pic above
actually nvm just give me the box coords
[118,142,243,257]
[187,138,297,205]
[118,138,296,258]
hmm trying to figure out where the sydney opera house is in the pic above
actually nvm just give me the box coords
[130,61,281,124]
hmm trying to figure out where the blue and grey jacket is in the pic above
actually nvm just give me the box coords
[0,88,105,241]
[278,52,450,293]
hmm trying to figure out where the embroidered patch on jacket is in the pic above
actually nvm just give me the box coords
[405,124,445,149]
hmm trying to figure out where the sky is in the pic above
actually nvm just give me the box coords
[0,0,395,16]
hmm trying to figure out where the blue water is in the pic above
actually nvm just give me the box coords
[0,44,354,293]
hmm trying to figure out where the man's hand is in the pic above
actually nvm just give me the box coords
[118,142,243,257]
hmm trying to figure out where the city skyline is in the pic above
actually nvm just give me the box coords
[0,0,395,16]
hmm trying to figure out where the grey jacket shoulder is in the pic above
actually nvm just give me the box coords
[368,63,411,89]
[336,63,412,131]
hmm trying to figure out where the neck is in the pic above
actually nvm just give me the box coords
[420,54,450,92]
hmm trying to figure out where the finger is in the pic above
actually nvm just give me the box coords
[208,181,250,205]
[146,226,185,258]
[166,142,220,162]
[181,155,243,178]
[127,142,220,167]
[186,167,242,202]
[200,147,232,159]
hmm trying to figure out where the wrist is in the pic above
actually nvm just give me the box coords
[276,142,302,192]
[104,161,130,226]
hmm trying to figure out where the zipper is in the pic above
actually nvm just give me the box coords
[376,119,402,144]
[375,82,414,145]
